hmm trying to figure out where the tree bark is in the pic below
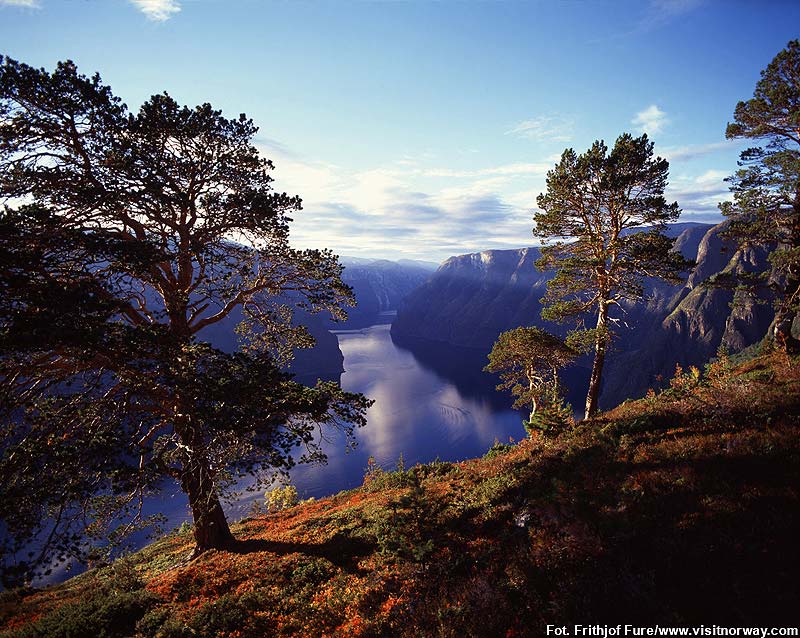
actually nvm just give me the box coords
[584,303,608,418]
[182,458,235,557]
[773,200,800,353]
[528,374,537,424]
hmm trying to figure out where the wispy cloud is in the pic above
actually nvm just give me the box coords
[130,0,180,22]
[591,0,704,44]
[641,0,705,30]
[0,0,40,7]
[632,104,669,136]
[421,162,551,179]
[256,136,730,261]
[667,169,730,218]
[661,140,742,163]
[255,139,542,261]
[505,116,573,143]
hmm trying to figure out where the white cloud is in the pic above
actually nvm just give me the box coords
[632,104,669,136]
[254,139,545,261]
[130,0,180,22]
[660,140,741,163]
[0,0,40,7]
[421,162,551,179]
[638,0,705,31]
[256,137,727,260]
[505,116,573,143]
[666,169,731,216]
[647,0,704,21]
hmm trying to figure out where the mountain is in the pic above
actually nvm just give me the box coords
[332,258,436,328]
[392,222,780,408]
[602,224,777,404]
[391,247,552,347]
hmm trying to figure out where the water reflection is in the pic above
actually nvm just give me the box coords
[35,320,585,583]
[286,323,530,499]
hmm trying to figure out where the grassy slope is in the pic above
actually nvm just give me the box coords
[2,352,800,637]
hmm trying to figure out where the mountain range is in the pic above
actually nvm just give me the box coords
[198,257,436,382]
[391,221,779,410]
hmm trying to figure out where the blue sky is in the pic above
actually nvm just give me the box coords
[1,0,798,262]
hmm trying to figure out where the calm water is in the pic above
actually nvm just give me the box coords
[184,318,584,520]
[286,321,528,500]
[32,320,539,582]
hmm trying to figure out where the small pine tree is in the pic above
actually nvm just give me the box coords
[485,327,576,434]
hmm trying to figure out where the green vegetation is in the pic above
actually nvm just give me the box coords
[484,327,576,435]
[265,484,301,513]
[534,133,690,417]
[0,56,370,583]
[2,350,798,636]
[720,39,800,352]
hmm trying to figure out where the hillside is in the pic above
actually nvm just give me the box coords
[3,350,799,637]
[391,222,781,409]
[332,258,435,329]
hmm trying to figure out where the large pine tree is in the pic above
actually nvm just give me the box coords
[534,133,687,417]
[721,40,800,352]
[0,57,370,583]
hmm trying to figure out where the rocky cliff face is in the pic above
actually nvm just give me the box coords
[600,232,775,405]
[391,247,553,347]
[334,258,435,328]
[392,222,777,409]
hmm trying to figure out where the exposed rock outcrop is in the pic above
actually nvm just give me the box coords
[392,222,777,409]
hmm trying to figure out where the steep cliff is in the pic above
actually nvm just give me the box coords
[392,222,778,408]
[334,258,435,328]
[601,223,779,403]
[391,247,552,347]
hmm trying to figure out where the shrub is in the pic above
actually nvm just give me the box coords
[14,590,158,638]
[374,470,438,568]
[484,440,514,459]
[525,396,574,435]
[362,455,416,491]
[264,483,299,513]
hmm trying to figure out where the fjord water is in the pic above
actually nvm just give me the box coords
[39,317,573,583]
[230,315,588,516]
[284,319,529,501]
[136,317,530,529]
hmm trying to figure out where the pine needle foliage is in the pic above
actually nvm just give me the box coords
[534,133,689,416]
[720,40,800,352]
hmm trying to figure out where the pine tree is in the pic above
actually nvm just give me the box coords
[484,327,576,433]
[534,133,688,417]
[720,40,800,352]
[0,57,370,582]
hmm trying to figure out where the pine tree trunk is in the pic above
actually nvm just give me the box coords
[772,280,800,353]
[528,374,537,423]
[773,200,800,353]
[584,304,608,418]
[182,457,235,558]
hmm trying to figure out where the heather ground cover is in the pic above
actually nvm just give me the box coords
[3,350,799,637]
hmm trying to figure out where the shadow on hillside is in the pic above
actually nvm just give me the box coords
[229,532,374,573]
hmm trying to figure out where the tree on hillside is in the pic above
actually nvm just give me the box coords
[0,57,370,584]
[534,133,688,418]
[484,327,576,434]
[720,39,800,352]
